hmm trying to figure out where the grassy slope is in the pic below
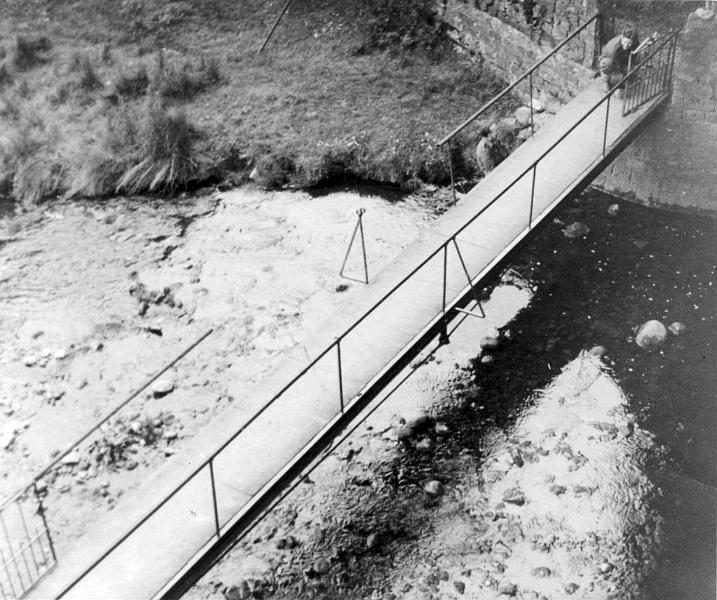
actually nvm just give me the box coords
[0,0,513,203]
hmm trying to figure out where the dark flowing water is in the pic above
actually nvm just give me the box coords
[472,189,717,599]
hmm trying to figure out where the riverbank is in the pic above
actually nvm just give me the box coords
[0,0,517,205]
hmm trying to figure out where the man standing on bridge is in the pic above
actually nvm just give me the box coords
[598,23,640,95]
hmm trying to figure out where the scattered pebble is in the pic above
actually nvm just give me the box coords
[502,487,526,506]
[531,566,552,577]
[668,321,686,335]
[424,480,444,498]
[152,379,175,398]
[22,355,37,367]
[454,580,466,595]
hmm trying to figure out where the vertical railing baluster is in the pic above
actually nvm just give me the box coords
[336,340,344,414]
[208,460,220,539]
[603,94,611,155]
[529,165,537,229]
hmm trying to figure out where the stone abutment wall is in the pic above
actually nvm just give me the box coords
[441,0,598,102]
[592,12,717,212]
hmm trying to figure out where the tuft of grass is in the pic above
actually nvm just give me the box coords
[67,53,103,92]
[12,153,67,204]
[116,97,201,194]
[154,56,222,101]
[12,35,52,71]
[114,64,150,98]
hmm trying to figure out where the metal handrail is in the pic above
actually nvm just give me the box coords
[50,29,679,600]
[438,12,599,147]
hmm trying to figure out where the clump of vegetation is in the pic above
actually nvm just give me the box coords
[116,96,201,193]
[154,55,222,101]
[114,64,150,98]
[67,53,103,92]
[11,35,52,71]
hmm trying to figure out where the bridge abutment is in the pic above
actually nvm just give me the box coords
[592,11,717,213]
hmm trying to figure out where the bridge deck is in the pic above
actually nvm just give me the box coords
[28,80,667,600]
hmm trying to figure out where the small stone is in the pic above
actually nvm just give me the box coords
[424,480,444,498]
[480,336,500,350]
[416,437,434,452]
[54,348,68,360]
[276,537,287,549]
[617,423,634,437]
[75,378,88,390]
[481,354,494,364]
[434,422,449,435]
[588,345,607,357]
[61,451,81,466]
[406,414,432,434]
[454,580,466,595]
[530,97,544,112]
[565,582,580,594]
[510,448,524,467]
[22,355,37,367]
[503,487,525,505]
[500,583,518,596]
[125,459,139,470]
[668,322,686,335]
[396,425,413,443]
[335,283,349,293]
[164,429,178,440]
[563,222,590,239]
[146,323,163,336]
[531,566,551,577]
[225,582,250,600]
[152,379,175,397]
[483,576,499,589]
[550,484,567,495]
[633,239,648,249]
[607,203,619,216]
[366,533,380,550]
[313,557,330,575]
[636,320,668,349]
[599,561,614,574]
[35,479,48,494]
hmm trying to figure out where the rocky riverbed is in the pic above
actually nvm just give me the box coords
[0,185,439,555]
[189,190,717,600]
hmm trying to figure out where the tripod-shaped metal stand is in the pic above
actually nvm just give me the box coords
[339,208,369,285]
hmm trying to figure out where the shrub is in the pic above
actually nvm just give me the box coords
[116,97,200,193]
[114,65,150,98]
[12,35,52,71]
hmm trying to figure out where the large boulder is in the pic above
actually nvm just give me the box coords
[636,320,668,349]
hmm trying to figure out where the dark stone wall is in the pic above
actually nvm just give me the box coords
[442,0,597,102]
[592,12,717,212]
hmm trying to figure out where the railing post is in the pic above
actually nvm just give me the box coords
[445,141,456,205]
[208,460,221,539]
[0,511,26,591]
[529,70,534,135]
[336,340,344,414]
[529,164,537,229]
[34,483,56,564]
[602,93,611,156]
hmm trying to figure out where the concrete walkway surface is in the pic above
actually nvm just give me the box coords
[27,80,667,600]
